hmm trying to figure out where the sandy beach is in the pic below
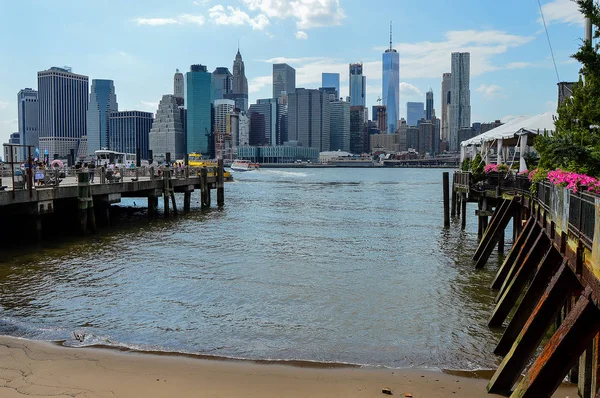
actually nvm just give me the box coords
[0,335,577,398]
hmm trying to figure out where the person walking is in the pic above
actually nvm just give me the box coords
[88,162,96,183]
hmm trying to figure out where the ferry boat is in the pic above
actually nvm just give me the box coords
[231,160,259,172]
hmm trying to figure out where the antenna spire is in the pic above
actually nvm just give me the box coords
[389,21,392,51]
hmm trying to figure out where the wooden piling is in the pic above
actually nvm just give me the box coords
[443,172,450,228]
[498,228,505,255]
[491,217,535,290]
[511,287,600,398]
[200,168,208,209]
[451,182,457,218]
[457,193,461,218]
[217,159,225,207]
[461,193,467,230]
[183,192,191,212]
[487,261,579,395]
[77,171,93,235]
[473,198,516,269]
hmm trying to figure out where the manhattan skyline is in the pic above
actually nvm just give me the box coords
[0,0,586,145]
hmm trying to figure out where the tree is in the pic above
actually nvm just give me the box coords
[535,0,600,176]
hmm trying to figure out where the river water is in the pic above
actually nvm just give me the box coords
[0,168,506,370]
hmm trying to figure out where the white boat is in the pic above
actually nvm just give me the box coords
[231,160,259,172]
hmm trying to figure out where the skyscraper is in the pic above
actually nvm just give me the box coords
[322,73,340,98]
[406,102,424,126]
[109,111,154,160]
[149,95,185,161]
[38,67,89,160]
[213,99,235,159]
[17,88,38,159]
[227,49,249,112]
[186,64,213,156]
[213,67,233,100]
[288,88,330,151]
[87,79,118,156]
[450,52,471,151]
[426,89,434,121]
[273,64,296,100]
[349,63,366,108]
[329,99,350,152]
[441,72,451,143]
[349,106,367,154]
[382,22,400,134]
[174,69,184,102]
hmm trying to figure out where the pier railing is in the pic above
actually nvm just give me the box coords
[454,171,598,250]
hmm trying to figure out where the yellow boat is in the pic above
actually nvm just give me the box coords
[188,153,232,181]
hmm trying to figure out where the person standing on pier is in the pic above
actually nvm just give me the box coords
[88,162,95,183]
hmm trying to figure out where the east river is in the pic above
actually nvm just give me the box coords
[0,168,505,370]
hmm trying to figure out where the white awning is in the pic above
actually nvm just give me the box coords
[461,112,556,146]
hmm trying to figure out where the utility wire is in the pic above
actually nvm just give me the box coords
[538,0,561,82]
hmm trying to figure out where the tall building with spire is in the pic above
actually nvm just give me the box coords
[382,22,400,134]
[225,48,249,112]
[174,69,184,103]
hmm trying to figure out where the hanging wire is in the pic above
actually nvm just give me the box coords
[538,0,561,82]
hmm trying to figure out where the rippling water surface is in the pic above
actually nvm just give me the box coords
[0,168,507,370]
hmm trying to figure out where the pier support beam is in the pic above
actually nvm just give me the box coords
[217,159,225,208]
[443,172,450,228]
[200,168,209,209]
[451,183,457,218]
[473,198,517,269]
[148,195,157,218]
[491,218,535,290]
[487,262,579,395]
[511,287,600,398]
[184,192,191,212]
[461,193,467,230]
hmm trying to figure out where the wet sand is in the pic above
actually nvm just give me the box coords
[0,336,577,397]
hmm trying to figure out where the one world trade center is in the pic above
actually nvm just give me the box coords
[382,22,399,134]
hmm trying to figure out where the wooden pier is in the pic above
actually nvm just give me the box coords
[449,170,600,397]
[0,161,226,241]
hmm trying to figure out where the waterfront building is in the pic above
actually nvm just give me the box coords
[449,52,471,152]
[382,23,400,133]
[213,67,233,100]
[249,99,276,146]
[481,120,503,134]
[373,105,387,133]
[350,105,368,154]
[237,145,319,163]
[398,119,408,151]
[38,66,89,160]
[407,126,419,151]
[174,69,184,103]
[214,99,235,159]
[17,88,38,159]
[370,133,400,153]
[87,79,118,156]
[349,63,366,108]
[407,102,424,126]
[441,72,451,143]
[186,64,213,156]
[329,99,350,152]
[226,49,249,112]
[273,63,296,100]
[109,111,154,161]
[149,95,185,161]
[238,112,250,147]
[426,89,434,121]
[322,73,340,98]
[418,120,435,155]
[288,88,330,152]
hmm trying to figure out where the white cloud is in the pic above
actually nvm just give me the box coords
[134,17,178,26]
[140,101,159,112]
[134,14,205,26]
[375,29,534,79]
[477,84,504,99]
[242,0,345,29]
[539,0,584,26]
[400,82,422,97]
[193,0,211,5]
[208,5,269,30]
[249,75,271,93]
[295,31,308,40]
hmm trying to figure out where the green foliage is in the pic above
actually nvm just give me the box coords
[528,168,548,195]
[471,154,485,182]
[498,163,509,172]
[461,158,471,172]
[535,0,600,176]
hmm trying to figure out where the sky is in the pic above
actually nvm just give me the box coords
[0,0,589,145]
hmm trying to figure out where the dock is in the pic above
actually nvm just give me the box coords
[0,160,226,241]
[446,170,600,397]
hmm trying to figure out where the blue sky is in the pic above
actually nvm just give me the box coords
[0,0,588,145]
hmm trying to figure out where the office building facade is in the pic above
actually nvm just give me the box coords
[350,105,368,154]
[174,69,184,102]
[213,67,233,100]
[109,111,154,160]
[349,63,366,108]
[441,73,451,143]
[87,79,118,156]
[186,64,213,156]
[407,102,424,127]
[382,26,400,133]
[329,100,350,152]
[288,88,330,152]
[450,52,471,151]
[213,99,235,159]
[426,89,434,121]
[273,63,296,100]
[149,95,185,161]
[322,73,340,99]
[38,67,89,160]
[17,88,39,159]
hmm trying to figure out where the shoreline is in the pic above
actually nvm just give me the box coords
[0,335,577,397]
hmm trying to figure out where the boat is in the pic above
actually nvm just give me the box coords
[231,160,260,172]
[187,153,233,180]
